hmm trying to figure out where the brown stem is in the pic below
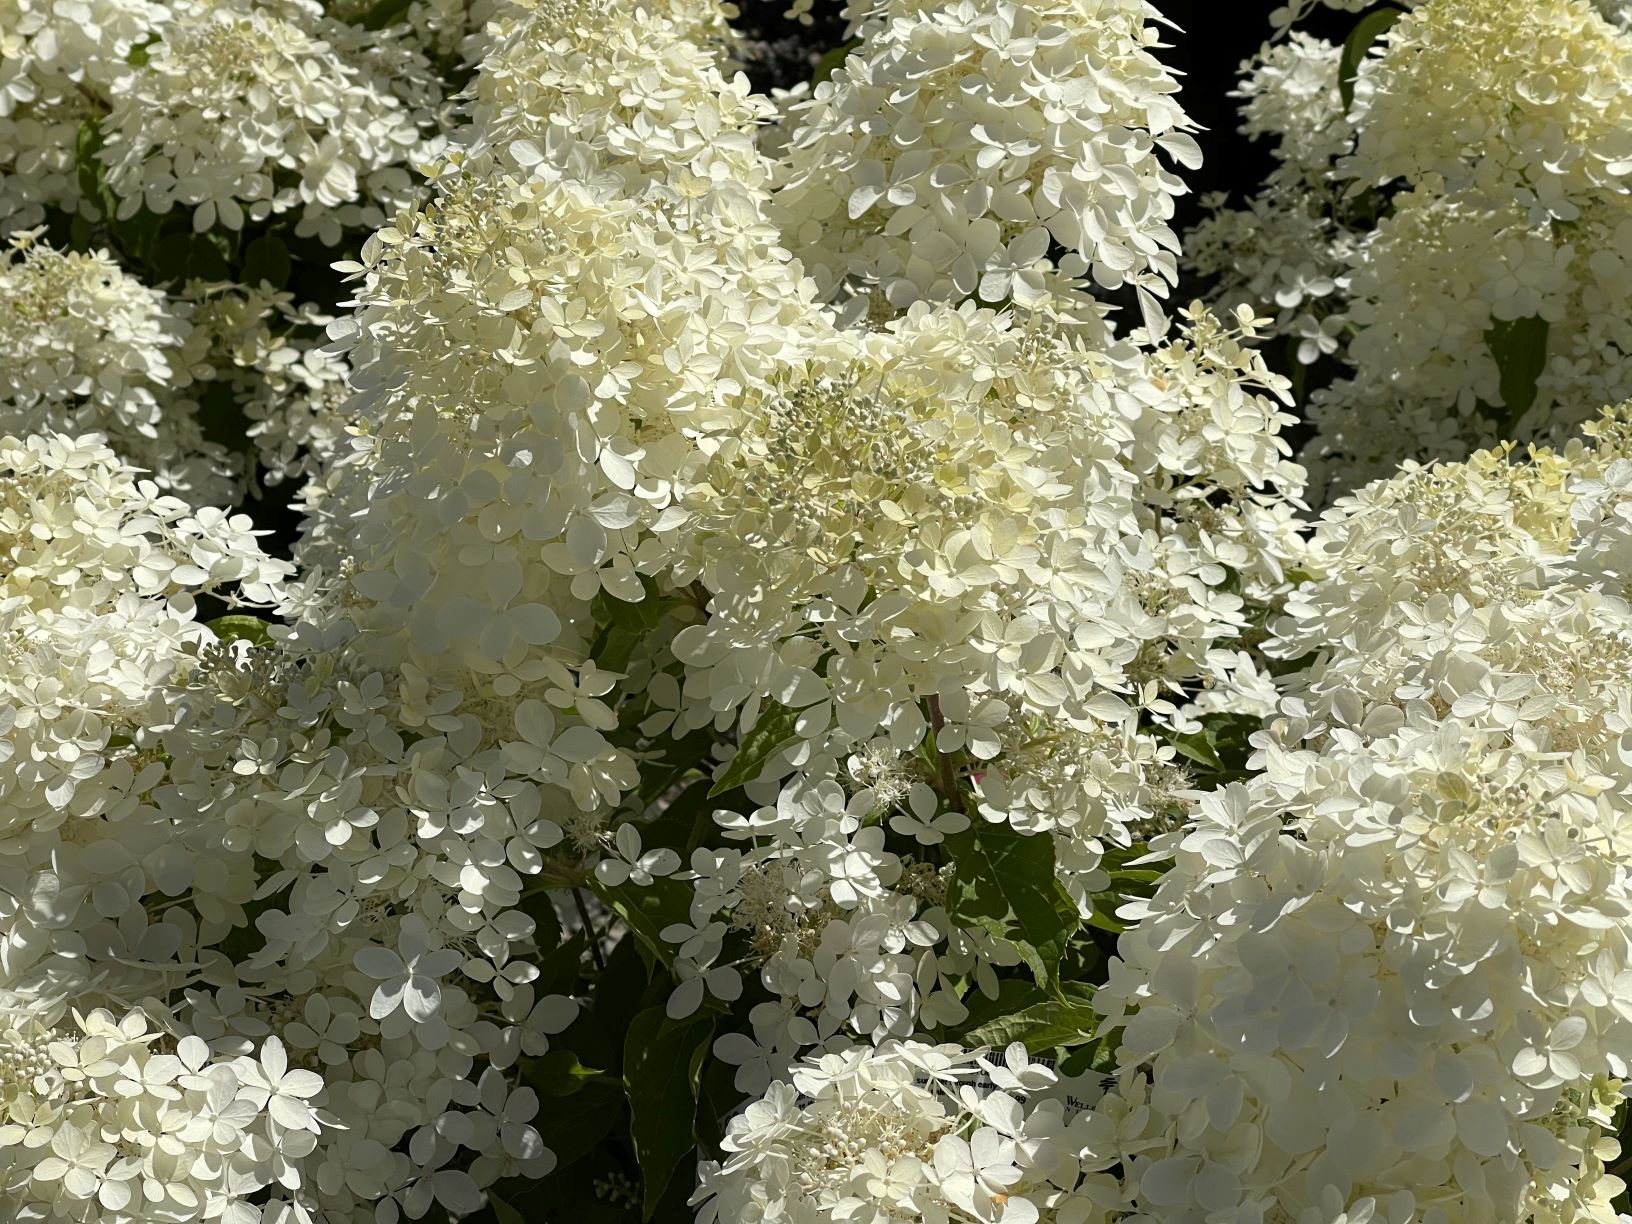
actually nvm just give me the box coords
[574,888,607,971]
[926,696,962,812]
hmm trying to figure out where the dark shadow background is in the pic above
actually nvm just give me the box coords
[1158,1,1286,234]
[1156,2,1359,235]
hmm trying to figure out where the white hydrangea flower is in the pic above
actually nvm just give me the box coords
[1078,409,1632,1224]
[0,0,1461,1218]
[273,0,1310,1093]
[774,0,1200,320]
[0,431,285,1012]
[0,230,356,505]
[1196,0,1632,502]
[1095,724,1632,1224]
[96,0,445,243]
[178,281,354,490]
[693,1040,1089,1224]
[1269,413,1632,767]
[1,0,449,241]
[0,0,159,231]
[0,1001,322,1222]
[0,230,240,502]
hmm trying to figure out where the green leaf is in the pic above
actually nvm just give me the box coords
[963,998,1098,1053]
[68,213,95,252]
[597,572,665,615]
[954,977,1048,1037]
[1093,1029,1121,1071]
[589,576,676,674]
[1338,7,1404,109]
[1098,844,1152,874]
[1059,1030,1120,1077]
[1484,315,1550,431]
[75,118,105,206]
[357,0,413,28]
[945,822,1079,987]
[1266,649,1318,678]
[590,875,692,970]
[636,730,718,807]
[810,39,860,87]
[521,879,564,948]
[592,628,645,676]
[1164,727,1222,772]
[640,780,716,857]
[109,207,164,263]
[588,935,654,1074]
[1160,713,1259,784]
[520,1048,609,1097]
[532,1077,623,1170]
[533,927,584,996]
[150,229,233,283]
[214,857,294,966]
[124,34,158,66]
[488,1192,525,1224]
[206,615,274,648]
[1092,844,1168,918]
[709,701,803,796]
[74,117,123,228]
[1108,866,1164,890]
[1084,892,1127,934]
[624,1005,715,1220]
[242,233,291,288]
[696,1051,741,1162]
[199,226,238,270]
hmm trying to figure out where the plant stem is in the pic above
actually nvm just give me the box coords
[574,887,607,971]
[926,695,962,812]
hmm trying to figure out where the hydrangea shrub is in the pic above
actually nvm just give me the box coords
[3,0,1632,1222]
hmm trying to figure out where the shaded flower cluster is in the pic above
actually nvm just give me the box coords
[1190,0,1632,500]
